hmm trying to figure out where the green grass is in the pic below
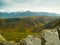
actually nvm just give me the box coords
[0,30,40,42]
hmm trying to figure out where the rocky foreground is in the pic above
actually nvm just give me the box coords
[0,29,60,45]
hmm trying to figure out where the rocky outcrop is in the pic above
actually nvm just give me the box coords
[25,35,41,45]
[0,34,6,42]
[41,29,60,45]
[0,29,60,45]
[24,29,60,45]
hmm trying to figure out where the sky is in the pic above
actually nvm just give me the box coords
[0,0,60,14]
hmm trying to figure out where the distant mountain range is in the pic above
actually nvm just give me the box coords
[0,11,60,18]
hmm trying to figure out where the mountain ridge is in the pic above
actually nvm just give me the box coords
[0,11,60,18]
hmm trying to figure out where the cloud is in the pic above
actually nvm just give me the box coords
[0,0,60,14]
[0,0,60,8]
[11,0,40,4]
[0,0,5,8]
[0,0,11,9]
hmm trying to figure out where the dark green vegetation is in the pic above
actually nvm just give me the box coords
[0,16,60,42]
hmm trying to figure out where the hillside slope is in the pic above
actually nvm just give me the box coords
[0,16,59,41]
[0,16,57,32]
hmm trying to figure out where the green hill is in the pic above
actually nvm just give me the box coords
[0,16,59,42]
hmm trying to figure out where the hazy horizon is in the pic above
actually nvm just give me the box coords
[0,0,60,14]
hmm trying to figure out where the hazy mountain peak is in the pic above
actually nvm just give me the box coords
[0,11,60,18]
